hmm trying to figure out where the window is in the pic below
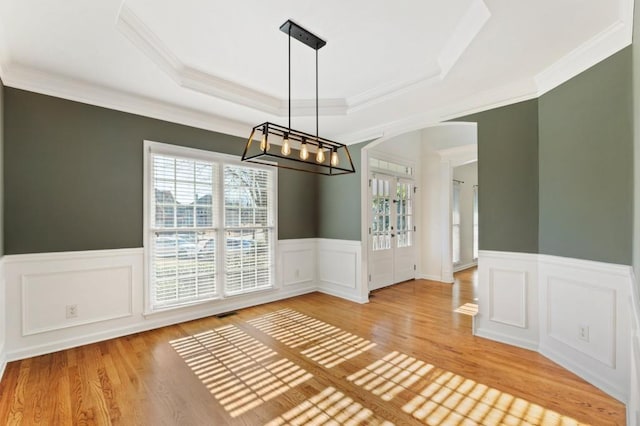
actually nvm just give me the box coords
[396,180,413,248]
[452,181,461,265]
[223,165,273,296]
[371,177,391,251]
[473,185,478,260]
[146,142,276,311]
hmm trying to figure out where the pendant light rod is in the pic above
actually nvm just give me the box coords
[242,20,355,175]
[316,48,319,141]
[288,24,291,131]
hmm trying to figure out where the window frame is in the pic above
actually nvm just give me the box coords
[472,185,479,261]
[452,181,461,265]
[143,140,278,314]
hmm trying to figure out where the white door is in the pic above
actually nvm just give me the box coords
[369,174,416,290]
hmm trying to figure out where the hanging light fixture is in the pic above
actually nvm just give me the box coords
[242,20,356,176]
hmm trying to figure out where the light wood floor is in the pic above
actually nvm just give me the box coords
[0,268,626,425]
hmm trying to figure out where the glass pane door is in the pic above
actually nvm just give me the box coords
[371,177,392,251]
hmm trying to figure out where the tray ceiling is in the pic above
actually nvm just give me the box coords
[0,0,632,142]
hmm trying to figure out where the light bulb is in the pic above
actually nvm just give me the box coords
[260,133,270,152]
[300,139,309,160]
[330,149,339,167]
[281,133,291,156]
[316,145,325,163]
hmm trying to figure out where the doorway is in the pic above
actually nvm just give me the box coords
[369,171,416,290]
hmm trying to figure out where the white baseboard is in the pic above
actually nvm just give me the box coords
[317,287,369,304]
[539,345,626,403]
[474,327,538,351]
[454,261,477,273]
[0,346,6,382]
[417,273,443,282]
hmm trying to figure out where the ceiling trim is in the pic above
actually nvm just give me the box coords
[0,0,632,146]
[116,1,489,117]
[437,0,491,77]
[535,0,633,96]
[535,22,631,96]
[1,63,251,139]
[116,4,283,116]
[339,78,539,145]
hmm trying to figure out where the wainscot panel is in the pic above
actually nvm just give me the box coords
[628,271,640,424]
[278,239,316,288]
[317,239,367,303]
[0,258,6,381]
[475,250,539,350]
[539,255,631,403]
[476,250,634,404]
[4,241,322,361]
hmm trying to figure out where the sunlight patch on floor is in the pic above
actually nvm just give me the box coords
[249,309,376,368]
[265,386,394,426]
[170,325,312,417]
[454,303,478,316]
[348,351,587,426]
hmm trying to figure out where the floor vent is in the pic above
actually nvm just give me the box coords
[216,311,238,318]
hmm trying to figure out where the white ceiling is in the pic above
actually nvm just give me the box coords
[0,0,633,143]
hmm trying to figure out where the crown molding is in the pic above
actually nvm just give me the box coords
[535,21,631,96]
[117,4,348,117]
[0,0,632,146]
[2,63,251,139]
[535,0,633,96]
[116,1,489,117]
[437,0,491,78]
[345,69,442,114]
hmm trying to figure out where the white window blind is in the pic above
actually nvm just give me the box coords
[473,186,479,260]
[150,154,217,309]
[223,165,274,295]
[146,143,276,311]
[452,182,461,265]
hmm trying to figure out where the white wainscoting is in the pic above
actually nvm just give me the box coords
[0,238,363,367]
[477,250,634,404]
[475,250,539,350]
[317,239,367,303]
[0,258,6,381]
[278,239,317,290]
[627,271,640,426]
[538,254,631,402]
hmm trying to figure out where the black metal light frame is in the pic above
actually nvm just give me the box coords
[242,19,356,176]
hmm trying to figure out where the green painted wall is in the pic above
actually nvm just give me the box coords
[633,0,640,281]
[0,78,4,256]
[4,88,317,254]
[456,99,540,254]
[278,168,318,239]
[317,141,367,240]
[539,47,633,265]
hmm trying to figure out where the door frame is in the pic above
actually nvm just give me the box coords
[360,123,477,300]
[367,170,417,290]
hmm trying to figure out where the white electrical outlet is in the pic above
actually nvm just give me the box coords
[578,324,589,342]
[66,304,78,319]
